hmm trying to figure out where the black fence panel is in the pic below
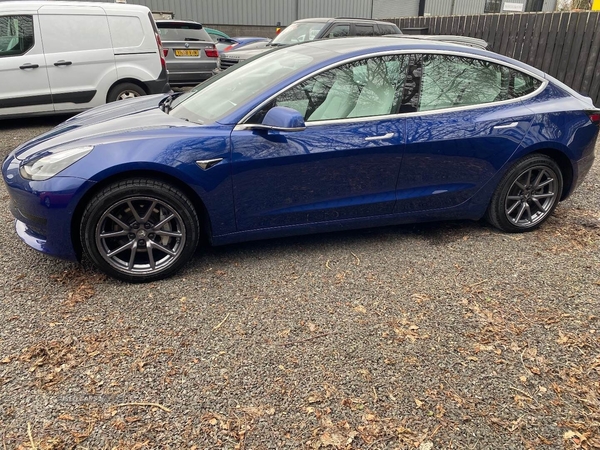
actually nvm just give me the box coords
[392,11,600,106]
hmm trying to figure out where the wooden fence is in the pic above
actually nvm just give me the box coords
[392,12,600,106]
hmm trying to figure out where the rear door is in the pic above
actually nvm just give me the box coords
[38,5,117,111]
[396,53,542,213]
[0,13,52,116]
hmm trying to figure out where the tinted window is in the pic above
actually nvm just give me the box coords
[0,15,34,57]
[379,24,400,35]
[419,54,541,112]
[355,25,375,36]
[253,55,408,123]
[271,22,325,45]
[157,22,211,42]
[326,24,350,38]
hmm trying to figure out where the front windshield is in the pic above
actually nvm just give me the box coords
[170,47,317,124]
[271,22,326,46]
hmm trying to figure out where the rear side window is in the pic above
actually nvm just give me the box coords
[355,25,375,36]
[157,22,211,42]
[419,54,541,112]
[379,23,400,35]
[0,15,34,57]
[39,14,112,52]
[108,16,144,48]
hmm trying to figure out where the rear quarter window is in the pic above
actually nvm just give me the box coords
[108,15,144,48]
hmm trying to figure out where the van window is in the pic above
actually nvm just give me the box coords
[0,15,34,57]
[108,16,144,48]
[39,14,111,53]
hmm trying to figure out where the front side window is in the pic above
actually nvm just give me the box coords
[250,55,408,123]
[0,15,34,57]
[419,54,541,112]
[270,22,326,45]
[326,25,350,38]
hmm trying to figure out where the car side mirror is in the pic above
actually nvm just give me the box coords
[244,106,306,132]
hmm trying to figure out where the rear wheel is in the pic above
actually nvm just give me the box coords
[80,179,200,282]
[486,154,563,232]
[107,83,145,102]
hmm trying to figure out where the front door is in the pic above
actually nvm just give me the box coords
[231,54,409,231]
[0,14,52,117]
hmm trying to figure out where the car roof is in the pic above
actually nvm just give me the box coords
[293,17,398,25]
[294,37,545,77]
[0,1,150,13]
[156,19,203,25]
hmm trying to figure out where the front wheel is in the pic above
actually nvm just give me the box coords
[486,154,563,232]
[80,179,200,282]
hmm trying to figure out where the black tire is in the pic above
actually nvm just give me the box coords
[486,154,563,232]
[80,179,200,282]
[107,82,146,102]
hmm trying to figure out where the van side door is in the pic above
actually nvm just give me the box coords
[38,5,117,112]
[0,13,52,117]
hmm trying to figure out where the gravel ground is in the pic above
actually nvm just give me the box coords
[1,116,599,450]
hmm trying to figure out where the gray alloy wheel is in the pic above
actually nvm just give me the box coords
[81,180,200,282]
[504,165,559,228]
[486,154,563,232]
[116,89,141,100]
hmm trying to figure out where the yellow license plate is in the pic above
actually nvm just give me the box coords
[175,49,199,57]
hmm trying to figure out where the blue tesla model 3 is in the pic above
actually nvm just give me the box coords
[2,37,598,282]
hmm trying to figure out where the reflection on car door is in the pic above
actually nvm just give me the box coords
[0,14,52,117]
[231,55,409,231]
[396,53,537,213]
[38,5,117,111]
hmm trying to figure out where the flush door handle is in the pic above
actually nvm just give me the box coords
[493,122,519,130]
[365,132,395,141]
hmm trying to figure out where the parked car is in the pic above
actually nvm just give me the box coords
[217,17,401,71]
[156,20,218,86]
[219,37,271,54]
[3,38,598,282]
[392,34,489,49]
[0,1,170,119]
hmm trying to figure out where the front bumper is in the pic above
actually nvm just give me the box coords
[3,154,94,261]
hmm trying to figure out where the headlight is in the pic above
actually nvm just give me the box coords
[20,146,94,181]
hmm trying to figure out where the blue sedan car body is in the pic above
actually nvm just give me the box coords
[2,38,598,281]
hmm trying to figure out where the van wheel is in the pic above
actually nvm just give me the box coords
[108,83,146,102]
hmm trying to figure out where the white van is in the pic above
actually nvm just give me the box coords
[0,1,170,118]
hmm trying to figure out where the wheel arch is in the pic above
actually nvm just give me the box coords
[71,169,212,259]
[522,147,574,200]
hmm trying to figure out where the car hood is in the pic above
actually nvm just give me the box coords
[13,95,196,161]
[222,45,271,60]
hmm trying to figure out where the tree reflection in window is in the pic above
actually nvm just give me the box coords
[419,54,541,112]
[250,55,408,123]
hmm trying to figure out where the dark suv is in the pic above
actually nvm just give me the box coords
[217,17,401,71]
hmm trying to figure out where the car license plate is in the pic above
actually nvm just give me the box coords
[175,49,199,57]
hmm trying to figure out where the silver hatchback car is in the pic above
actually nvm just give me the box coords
[156,20,218,86]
